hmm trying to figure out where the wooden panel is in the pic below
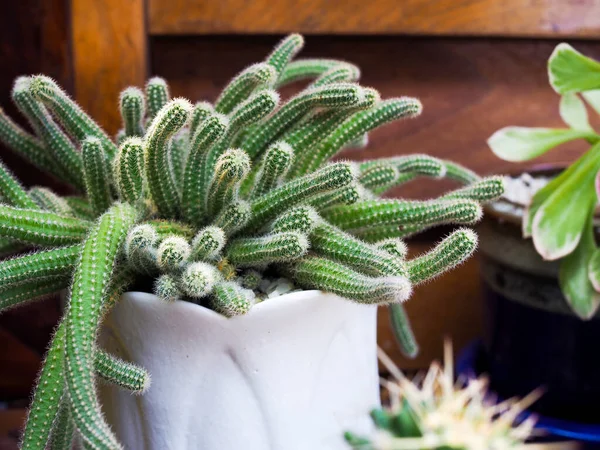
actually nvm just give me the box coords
[149,0,600,38]
[151,36,598,201]
[71,0,148,135]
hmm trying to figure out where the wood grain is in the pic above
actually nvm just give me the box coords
[149,0,600,37]
[152,36,598,200]
[71,0,148,135]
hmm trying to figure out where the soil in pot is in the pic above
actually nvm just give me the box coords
[478,167,600,424]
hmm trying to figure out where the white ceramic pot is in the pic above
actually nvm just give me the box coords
[99,290,379,450]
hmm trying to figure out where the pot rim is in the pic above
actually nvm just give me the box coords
[118,288,353,322]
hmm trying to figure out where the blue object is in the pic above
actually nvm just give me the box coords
[457,340,600,444]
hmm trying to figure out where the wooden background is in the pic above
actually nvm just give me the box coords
[1,0,599,445]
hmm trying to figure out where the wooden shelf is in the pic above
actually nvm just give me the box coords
[149,0,600,38]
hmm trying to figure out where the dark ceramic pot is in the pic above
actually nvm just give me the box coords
[478,166,600,425]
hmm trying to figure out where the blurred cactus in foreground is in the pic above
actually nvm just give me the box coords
[0,34,503,450]
[345,342,539,450]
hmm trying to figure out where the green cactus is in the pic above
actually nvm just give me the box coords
[145,77,170,121]
[210,281,255,317]
[29,75,118,159]
[346,344,537,449]
[29,187,73,216]
[81,137,112,216]
[249,141,294,199]
[144,98,192,218]
[190,226,226,261]
[207,149,251,217]
[215,63,277,114]
[154,273,182,302]
[291,256,412,305]
[113,137,145,205]
[227,232,309,267]
[119,87,145,137]
[0,34,503,450]
[0,159,39,209]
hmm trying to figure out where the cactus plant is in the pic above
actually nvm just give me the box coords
[488,43,600,319]
[345,342,539,450]
[0,34,503,450]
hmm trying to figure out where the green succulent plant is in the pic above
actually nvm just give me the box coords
[488,43,600,319]
[0,34,503,450]
[345,343,539,450]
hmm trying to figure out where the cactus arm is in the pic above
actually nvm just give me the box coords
[180,262,221,299]
[291,256,412,305]
[29,76,118,159]
[124,225,160,276]
[310,222,407,277]
[286,88,380,179]
[190,226,226,261]
[20,319,68,450]
[0,107,63,179]
[12,78,85,191]
[241,83,365,159]
[245,162,356,232]
[300,98,422,175]
[265,34,305,79]
[358,164,399,191]
[0,159,39,209]
[322,199,482,233]
[94,350,150,393]
[119,87,145,137]
[377,238,408,259]
[113,137,145,205]
[441,176,505,203]
[145,220,194,239]
[49,397,75,450]
[144,98,192,218]
[442,160,480,185]
[344,133,369,150]
[189,101,214,139]
[215,63,277,114]
[0,277,68,312]
[63,203,136,450]
[0,244,80,294]
[194,91,278,223]
[0,205,92,246]
[207,149,251,217]
[156,236,191,273]
[309,64,361,88]
[181,113,229,225]
[248,141,294,199]
[388,304,419,359]
[210,281,255,317]
[30,188,74,216]
[169,129,189,192]
[154,274,182,301]
[309,184,366,210]
[65,197,95,220]
[0,237,24,257]
[269,205,320,234]
[275,58,341,87]
[240,270,262,290]
[145,77,170,121]
[226,232,309,267]
[407,228,478,285]
[81,137,112,217]
[213,200,252,235]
